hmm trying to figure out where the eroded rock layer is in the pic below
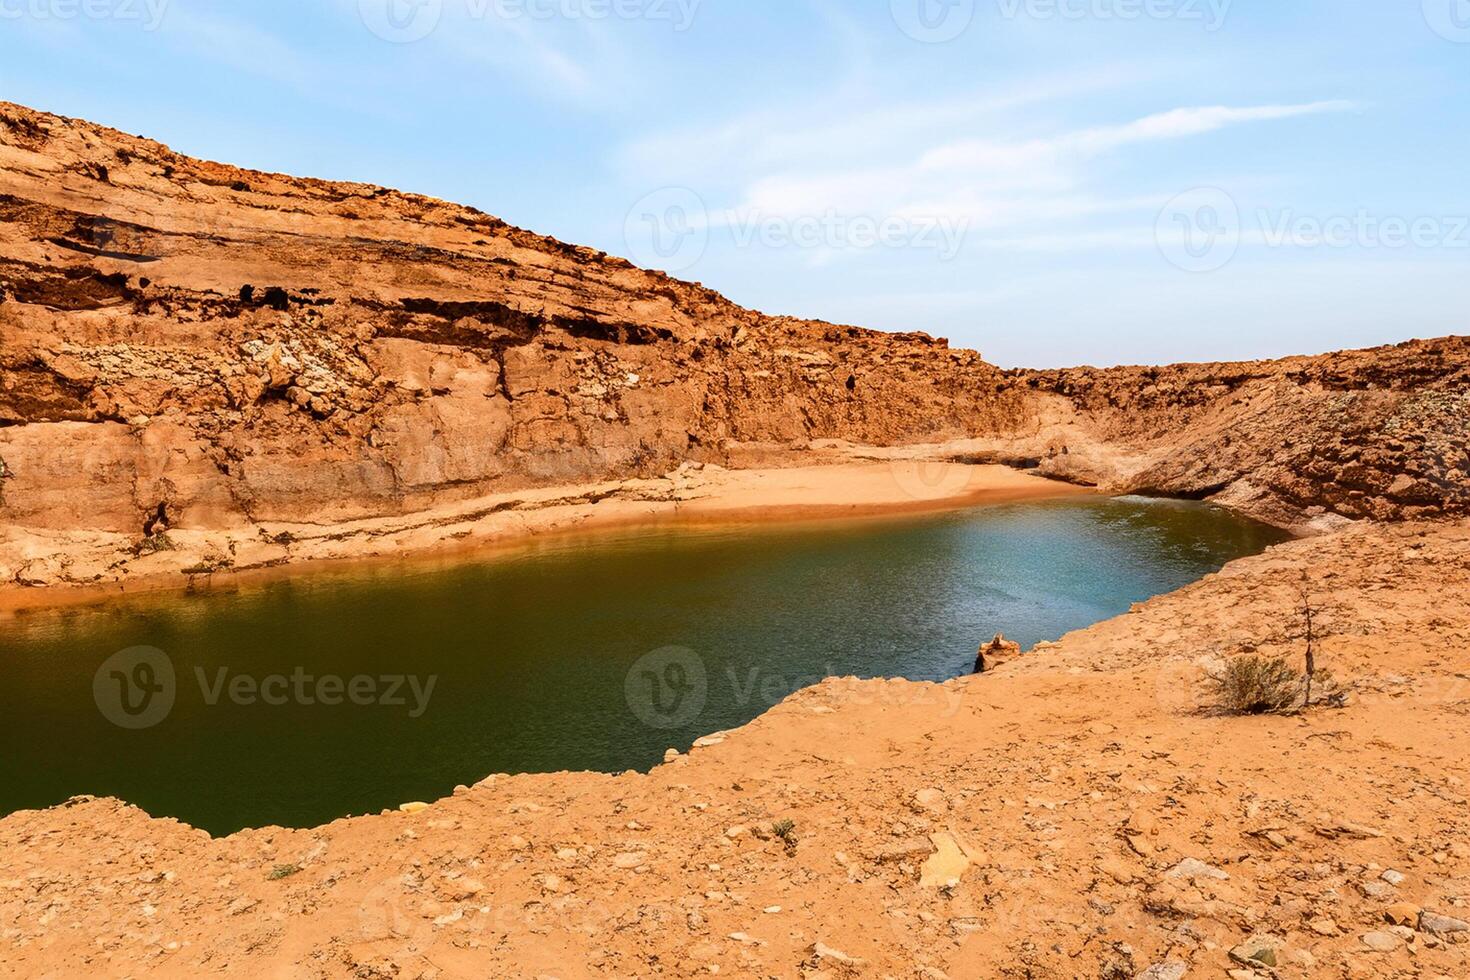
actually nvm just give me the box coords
[0,100,1466,595]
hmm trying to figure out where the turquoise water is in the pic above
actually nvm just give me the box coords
[0,496,1286,835]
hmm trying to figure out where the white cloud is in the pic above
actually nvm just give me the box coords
[690,99,1360,250]
[618,67,1148,186]
[922,101,1358,170]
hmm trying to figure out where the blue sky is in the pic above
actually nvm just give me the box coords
[3,0,1467,367]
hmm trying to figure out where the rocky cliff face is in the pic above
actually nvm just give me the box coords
[0,101,1466,591]
[1001,338,1470,528]
[0,102,1022,541]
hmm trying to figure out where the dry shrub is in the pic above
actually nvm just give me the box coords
[1208,655,1300,715]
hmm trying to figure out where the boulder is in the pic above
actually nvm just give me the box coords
[975,633,1023,673]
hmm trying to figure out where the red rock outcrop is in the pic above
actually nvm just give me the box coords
[1,100,1466,596]
[999,338,1470,527]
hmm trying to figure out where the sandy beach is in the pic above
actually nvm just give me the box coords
[0,458,1089,615]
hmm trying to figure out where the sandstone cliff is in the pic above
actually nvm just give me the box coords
[1,101,1466,595]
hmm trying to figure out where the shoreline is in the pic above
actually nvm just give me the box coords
[4,518,1466,978]
[0,459,1093,617]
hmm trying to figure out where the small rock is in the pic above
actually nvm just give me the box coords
[1361,930,1401,951]
[1228,937,1278,969]
[912,788,946,813]
[949,917,985,935]
[1308,917,1341,936]
[398,802,430,815]
[975,633,1022,673]
[1383,903,1420,927]
[1099,856,1137,885]
[1138,964,1187,980]
[1166,858,1229,882]
[808,941,867,968]
[1380,869,1406,886]
[225,896,259,916]
[919,832,971,889]
[1418,911,1470,935]
[612,852,647,870]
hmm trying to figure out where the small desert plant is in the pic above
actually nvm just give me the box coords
[135,532,176,556]
[267,863,301,881]
[1208,656,1300,715]
[771,818,798,854]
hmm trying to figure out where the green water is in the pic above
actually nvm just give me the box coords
[0,496,1286,835]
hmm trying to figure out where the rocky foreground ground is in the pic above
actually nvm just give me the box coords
[3,518,1469,979]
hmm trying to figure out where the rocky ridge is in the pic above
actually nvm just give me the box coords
[0,102,1467,596]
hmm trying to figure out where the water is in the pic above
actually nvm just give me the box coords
[0,496,1286,835]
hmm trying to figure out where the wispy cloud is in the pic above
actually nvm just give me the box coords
[921,101,1358,170]
[655,98,1360,244]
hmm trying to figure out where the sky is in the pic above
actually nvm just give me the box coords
[2,0,1467,367]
